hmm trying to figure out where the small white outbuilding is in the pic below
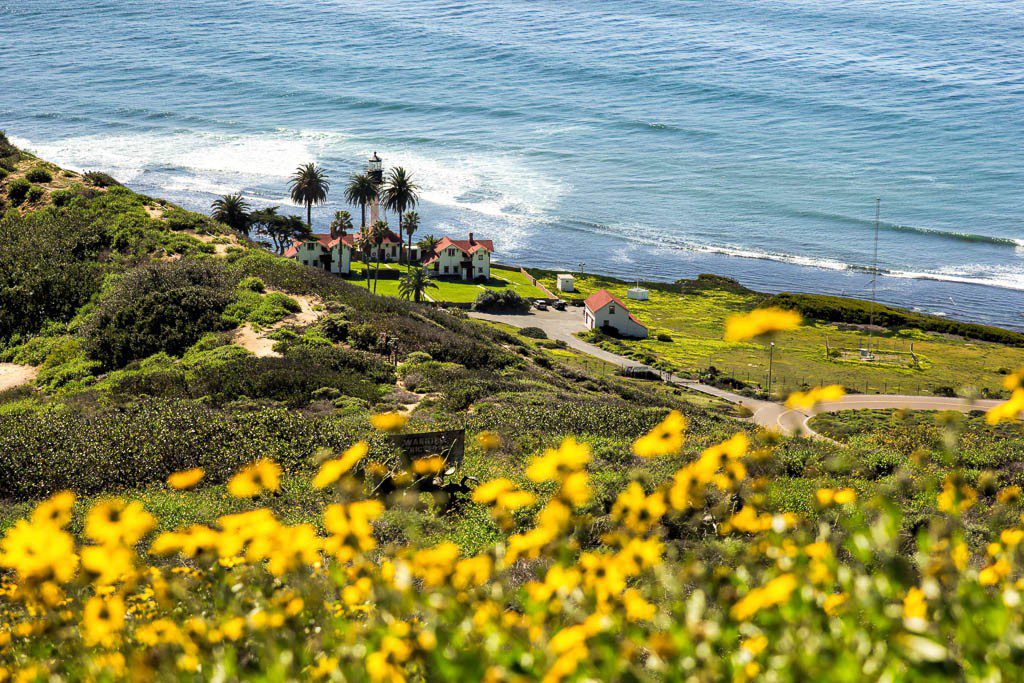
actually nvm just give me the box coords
[583,289,648,339]
[557,273,575,292]
[627,287,649,301]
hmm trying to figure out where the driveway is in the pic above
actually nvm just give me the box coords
[468,309,1011,438]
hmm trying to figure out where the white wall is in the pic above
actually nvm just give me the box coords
[587,302,648,338]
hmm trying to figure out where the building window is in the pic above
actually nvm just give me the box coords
[609,306,615,314]
[443,266,449,274]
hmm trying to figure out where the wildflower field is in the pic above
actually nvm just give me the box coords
[2,308,1024,681]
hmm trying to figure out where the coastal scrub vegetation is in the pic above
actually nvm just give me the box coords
[3,140,1024,679]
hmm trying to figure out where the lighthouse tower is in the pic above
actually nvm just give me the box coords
[368,152,383,225]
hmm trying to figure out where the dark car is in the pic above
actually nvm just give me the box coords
[552,300,567,311]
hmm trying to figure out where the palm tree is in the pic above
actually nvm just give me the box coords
[329,210,353,240]
[210,194,251,236]
[344,173,378,230]
[398,267,438,303]
[401,211,420,268]
[381,168,420,263]
[288,163,330,230]
[418,234,440,259]
[353,232,373,289]
[368,220,390,294]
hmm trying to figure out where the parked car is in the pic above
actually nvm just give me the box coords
[533,300,548,311]
[552,300,567,311]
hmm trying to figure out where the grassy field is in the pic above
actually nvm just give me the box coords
[535,271,1024,399]
[345,261,548,303]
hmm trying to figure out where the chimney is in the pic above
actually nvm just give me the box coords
[468,232,475,244]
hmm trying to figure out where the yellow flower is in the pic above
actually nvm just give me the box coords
[979,559,1011,586]
[937,476,976,515]
[411,541,460,587]
[30,491,76,528]
[323,500,384,561]
[559,471,591,507]
[724,307,802,342]
[85,499,156,547]
[497,490,537,511]
[312,441,368,489]
[412,455,445,476]
[997,486,1022,504]
[227,459,281,498]
[526,438,591,483]
[1003,368,1024,391]
[167,468,205,490]
[785,385,845,410]
[527,565,582,603]
[902,587,928,629]
[579,552,627,603]
[1001,529,1024,547]
[473,478,516,504]
[370,411,408,432]
[81,544,136,585]
[611,483,666,534]
[622,588,656,622]
[741,635,768,656]
[477,431,502,451]
[823,593,848,615]
[366,635,411,683]
[0,519,79,584]
[816,487,857,507]
[987,389,1024,425]
[632,410,687,458]
[730,573,797,621]
[82,595,126,647]
[452,555,492,590]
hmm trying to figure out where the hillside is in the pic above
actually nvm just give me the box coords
[3,134,1024,680]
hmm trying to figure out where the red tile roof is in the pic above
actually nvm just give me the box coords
[283,245,298,258]
[433,236,494,256]
[583,289,647,330]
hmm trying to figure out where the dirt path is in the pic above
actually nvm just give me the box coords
[0,363,37,392]
[186,231,243,256]
[231,293,324,358]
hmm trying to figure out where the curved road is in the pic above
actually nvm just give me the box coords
[469,309,1005,438]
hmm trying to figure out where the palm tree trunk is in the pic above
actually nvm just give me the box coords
[374,253,381,294]
[307,203,312,230]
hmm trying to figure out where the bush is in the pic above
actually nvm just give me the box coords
[0,210,107,339]
[473,289,530,313]
[6,177,30,204]
[83,170,120,187]
[238,276,266,293]
[656,333,673,343]
[81,259,235,369]
[25,167,52,183]
[320,314,350,343]
[50,188,77,206]
[519,327,547,340]
[25,185,44,203]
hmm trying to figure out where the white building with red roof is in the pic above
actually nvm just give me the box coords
[423,233,494,281]
[583,289,648,339]
[284,234,352,275]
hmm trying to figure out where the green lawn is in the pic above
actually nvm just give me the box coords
[535,271,1024,399]
[344,262,548,303]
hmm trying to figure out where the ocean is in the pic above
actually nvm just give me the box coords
[2,0,1022,328]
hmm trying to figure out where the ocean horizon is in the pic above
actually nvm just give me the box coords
[2,0,1022,328]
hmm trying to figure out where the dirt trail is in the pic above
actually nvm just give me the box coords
[231,293,323,358]
[187,231,243,256]
[0,363,37,392]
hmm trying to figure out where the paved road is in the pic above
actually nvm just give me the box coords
[469,309,1007,438]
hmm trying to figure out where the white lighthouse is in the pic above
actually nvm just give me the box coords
[368,152,383,225]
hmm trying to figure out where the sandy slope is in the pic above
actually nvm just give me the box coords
[231,293,323,357]
[0,363,37,392]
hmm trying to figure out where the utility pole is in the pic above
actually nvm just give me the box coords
[868,198,880,355]
[767,342,775,399]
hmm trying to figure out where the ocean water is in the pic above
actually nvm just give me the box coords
[2,0,1022,328]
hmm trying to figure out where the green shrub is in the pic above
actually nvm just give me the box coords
[473,289,530,313]
[50,188,78,206]
[25,186,44,203]
[81,259,235,369]
[0,168,8,181]
[657,332,673,343]
[320,314,350,343]
[238,276,266,293]
[7,178,31,204]
[223,290,300,327]
[519,326,547,339]
[0,210,107,339]
[83,170,120,187]
[25,167,52,183]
